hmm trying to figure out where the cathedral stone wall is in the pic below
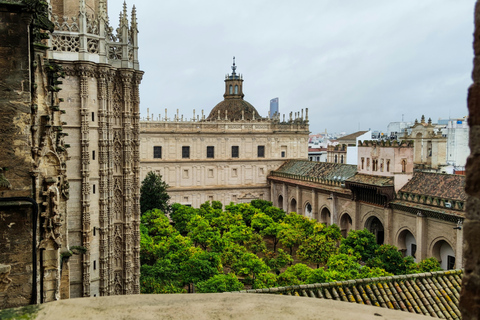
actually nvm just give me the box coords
[58,62,143,298]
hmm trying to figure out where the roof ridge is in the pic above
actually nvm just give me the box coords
[230,269,463,293]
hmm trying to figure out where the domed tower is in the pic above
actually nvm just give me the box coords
[207,57,261,121]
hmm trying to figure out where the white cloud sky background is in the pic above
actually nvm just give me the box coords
[109,0,474,134]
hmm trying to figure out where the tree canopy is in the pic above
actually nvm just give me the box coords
[140,171,170,214]
[140,201,444,294]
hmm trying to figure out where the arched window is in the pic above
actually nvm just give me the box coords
[229,85,233,94]
[402,159,407,173]
[235,85,238,94]
[340,155,344,164]
[334,155,338,163]
[386,160,390,172]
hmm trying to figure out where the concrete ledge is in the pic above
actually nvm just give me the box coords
[33,293,432,320]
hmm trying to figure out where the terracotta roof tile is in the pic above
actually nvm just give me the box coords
[346,174,394,187]
[232,270,463,319]
[275,160,357,181]
[399,172,466,201]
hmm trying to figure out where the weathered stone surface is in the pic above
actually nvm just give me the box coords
[467,84,480,127]
[33,293,431,320]
[0,265,12,292]
[461,1,480,318]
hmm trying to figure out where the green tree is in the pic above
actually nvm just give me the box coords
[340,229,379,262]
[196,273,244,293]
[366,244,406,274]
[253,272,278,289]
[278,222,304,256]
[231,252,270,283]
[187,215,219,250]
[262,249,293,274]
[140,171,170,214]
[180,251,222,285]
[170,203,199,235]
[277,263,313,286]
[250,199,273,212]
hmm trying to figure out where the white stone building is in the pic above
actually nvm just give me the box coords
[140,61,309,207]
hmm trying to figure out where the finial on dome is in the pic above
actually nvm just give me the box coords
[231,56,237,75]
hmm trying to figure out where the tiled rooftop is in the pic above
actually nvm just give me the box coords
[276,160,357,181]
[338,130,369,142]
[234,269,463,319]
[346,174,394,187]
[399,172,466,202]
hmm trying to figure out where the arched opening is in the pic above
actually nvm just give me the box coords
[365,216,384,245]
[432,240,455,270]
[397,229,417,261]
[229,85,233,94]
[235,85,238,94]
[340,155,344,164]
[334,155,338,163]
[304,202,312,217]
[401,159,407,173]
[278,195,284,211]
[290,198,297,213]
[320,207,331,226]
[340,213,352,238]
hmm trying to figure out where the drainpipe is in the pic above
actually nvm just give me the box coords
[0,197,39,304]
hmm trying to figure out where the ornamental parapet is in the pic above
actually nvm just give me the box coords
[49,2,139,70]
[140,114,309,134]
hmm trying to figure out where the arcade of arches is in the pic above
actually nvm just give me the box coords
[269,178,463,270]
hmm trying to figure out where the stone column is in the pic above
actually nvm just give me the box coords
[456,226,464,269]
[384,207,394,245]
[311,189,317,220]
[415,212,427,261]
[331,193,336,225]
[461,2,480,318]
[296,186,301,214]
[270,181,274,203]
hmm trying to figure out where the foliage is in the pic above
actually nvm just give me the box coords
[253,272,278,289]
[140,200,432,294]
[231,252,269,282]
[415,257,442,273]
[278,222,305,255]
[298,224,342,268]
[277,263,313,286]
[340,229,379,262]
[140,171,170,214]
[262,249,293,274]
[196,274,244,293]
[366,244,407,274]
[170,203,198,235]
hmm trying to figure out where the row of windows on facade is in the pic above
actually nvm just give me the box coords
[152,166,267,181]
[360,158,407,173]
[153,145,286,159]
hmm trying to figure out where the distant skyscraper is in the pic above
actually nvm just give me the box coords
[270,97,279,118]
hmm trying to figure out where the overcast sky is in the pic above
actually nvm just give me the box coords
[109,0,475,134]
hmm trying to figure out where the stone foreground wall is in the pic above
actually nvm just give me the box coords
[461,1,480,318]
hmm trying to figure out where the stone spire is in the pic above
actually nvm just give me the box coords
[131,5,137,31]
